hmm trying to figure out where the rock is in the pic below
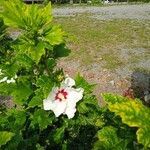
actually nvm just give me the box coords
[109,80,115,86]
[144,91,150,104]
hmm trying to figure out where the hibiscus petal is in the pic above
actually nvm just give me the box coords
[61,77,75,87]
[43,99,54,110]
[43,98,67,117]
[65,106,76,119]
[52,100,67,117]
[7,78,15,83]
[0,77,8,83]
[63,87,84,119]
[43,87,57,110]
[67,88,84,107]
[47,87,58,99]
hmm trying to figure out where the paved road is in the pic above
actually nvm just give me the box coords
[53,4,150,20]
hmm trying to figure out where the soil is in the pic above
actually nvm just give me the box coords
[1,4,150,106]
[53,4,150,20]
[54,4,150,104]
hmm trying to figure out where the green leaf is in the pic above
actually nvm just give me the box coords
[28,88,44,108]
[77,103,89,114]
[28,42,45,64]
[75,114,98,126]
[16,41,45,64]
[0,112,8,129]
[4,132,23,150]
[44,26,65,45]
[2,62,19,77]
[0,82,15,96]
[0,77,33,106]
[7,109,26,130]
[28,96,42,108]
[102,93,128,104]
[2,0,52,30]
[103,94,150,148]
[31,109,54,130]
[75,74,95,93]
[11,79,33,105]
[47,58,56,69]
[77,94,98,112]
[108,100,150,128]
[15,54,34,69]
[54,44,71,58]
[49,127,65,144]
[137,128,150,148]
[36,75,54,98]
[1,0,25,28]
[95,117,105,128]
[1,1,61,64]
[94,126,128,150]
[0,131,14,147]
[36,144,44,150]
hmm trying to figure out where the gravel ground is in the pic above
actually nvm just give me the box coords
[54,4,150,104]
[1,4,150,106]
[58,50,150,105]
[53,4,150,20]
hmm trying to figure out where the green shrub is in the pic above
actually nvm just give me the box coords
[0,0,149,149]
[103,94,150,149]
[0,1,103,149]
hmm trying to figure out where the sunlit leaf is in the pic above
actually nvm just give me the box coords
[94,126,128,150]
[44,26,65,45]
[6,109,26,130]
[1,0,52,30]
[36,75,54,98]
[0,131,14,147]
[103,94,150,148]
[49,127,65,144]
[31,109,54,130]
[11,79,33,105]
[137,127,150,148]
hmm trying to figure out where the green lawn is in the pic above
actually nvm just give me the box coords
[54,14,150,71]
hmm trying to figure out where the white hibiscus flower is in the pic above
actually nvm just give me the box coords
[43,77,84,119]
[0,76,16,84]
[0,77,16,83]
[0,69,17,84]
[0,69,2,75]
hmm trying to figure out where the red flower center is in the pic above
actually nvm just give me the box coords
[55,89,68,101]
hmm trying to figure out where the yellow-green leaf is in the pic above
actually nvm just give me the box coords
[137,128,150,148]
[103,94,150,148]
[45,26,64,45]
[0,131,14,147]
[108,100,150,128]
[94,126,128,150]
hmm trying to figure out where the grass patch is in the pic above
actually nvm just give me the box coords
[54,14,150,70]
[101,53,124,69]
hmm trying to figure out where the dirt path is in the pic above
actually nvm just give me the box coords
[53,4,150,20]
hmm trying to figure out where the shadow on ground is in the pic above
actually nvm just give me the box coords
[131,71,150,106]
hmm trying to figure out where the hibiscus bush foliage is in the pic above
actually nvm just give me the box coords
[0,0,103,149]
[0,17,13,66]
[0,0,149,150]
[102,94,150,149]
